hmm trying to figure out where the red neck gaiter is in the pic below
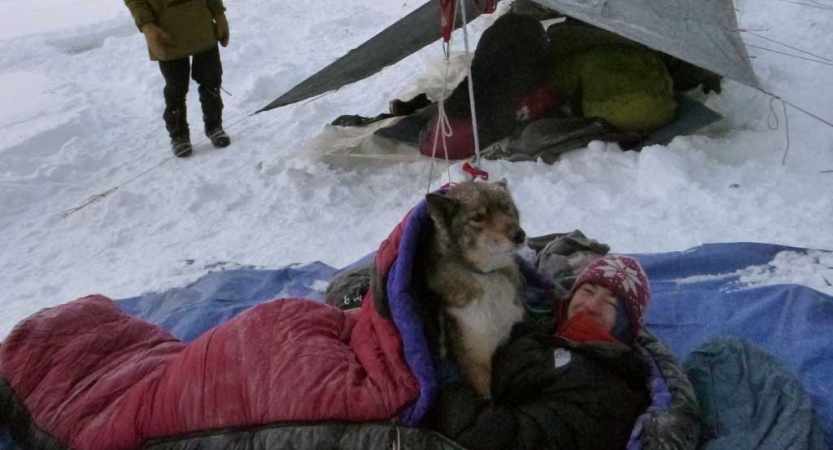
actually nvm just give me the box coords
[557,311,619,344]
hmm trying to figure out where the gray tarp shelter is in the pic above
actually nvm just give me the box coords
[257,0,760,114]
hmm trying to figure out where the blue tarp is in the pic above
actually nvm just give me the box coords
[116,261,339,343]
[638,242,833,442]
[2,242,831,448]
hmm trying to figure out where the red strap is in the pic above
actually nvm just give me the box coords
[439,0,456,42]
[440,0,495,43]
[462,162,489,181]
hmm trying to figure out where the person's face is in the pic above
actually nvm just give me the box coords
[567,283,618,332]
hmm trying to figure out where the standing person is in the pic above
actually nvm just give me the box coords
[124,0,232,157]
[433,255,655,450]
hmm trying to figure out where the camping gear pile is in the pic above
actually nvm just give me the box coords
[260,0,755,165]
[414,13,718,162]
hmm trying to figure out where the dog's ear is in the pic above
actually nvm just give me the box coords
[426,192,459,224]
[497,178,509,189]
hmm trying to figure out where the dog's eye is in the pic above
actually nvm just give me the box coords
[470,212,487,223]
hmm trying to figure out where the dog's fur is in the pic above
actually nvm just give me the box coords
[413,180,527,398]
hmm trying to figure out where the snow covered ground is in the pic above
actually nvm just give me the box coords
[1,0,832,339]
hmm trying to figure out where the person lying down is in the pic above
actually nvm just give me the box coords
[430,255,652,450]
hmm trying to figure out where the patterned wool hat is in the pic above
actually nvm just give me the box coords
[569,255,651,342]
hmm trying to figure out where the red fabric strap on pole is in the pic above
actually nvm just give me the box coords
[439,0,456,42]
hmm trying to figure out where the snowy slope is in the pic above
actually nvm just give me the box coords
[0,0,832,338]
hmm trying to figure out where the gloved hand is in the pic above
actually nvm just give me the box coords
[214,13,230,47]
[141,23,172,60]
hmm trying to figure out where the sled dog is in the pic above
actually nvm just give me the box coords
[415,180,527,398]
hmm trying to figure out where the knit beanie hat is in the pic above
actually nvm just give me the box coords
[568,255,651,343]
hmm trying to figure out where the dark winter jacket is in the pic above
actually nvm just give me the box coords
[124,0,225,60]
[526,232,702,450]
[433,322,650,450]
[631,331,701,450]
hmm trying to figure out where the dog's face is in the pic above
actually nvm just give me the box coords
[426,180,526,273]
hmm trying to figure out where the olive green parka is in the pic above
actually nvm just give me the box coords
[124,0,226,61]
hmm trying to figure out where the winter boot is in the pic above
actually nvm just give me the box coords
[206,124,231,148]
[164,107,192,157]
[200,84,230,148]
[170,134,193,157]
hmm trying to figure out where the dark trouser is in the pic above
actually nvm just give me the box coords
[158,46,224,138]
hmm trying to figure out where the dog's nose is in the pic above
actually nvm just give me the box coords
[511,228,526,244]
